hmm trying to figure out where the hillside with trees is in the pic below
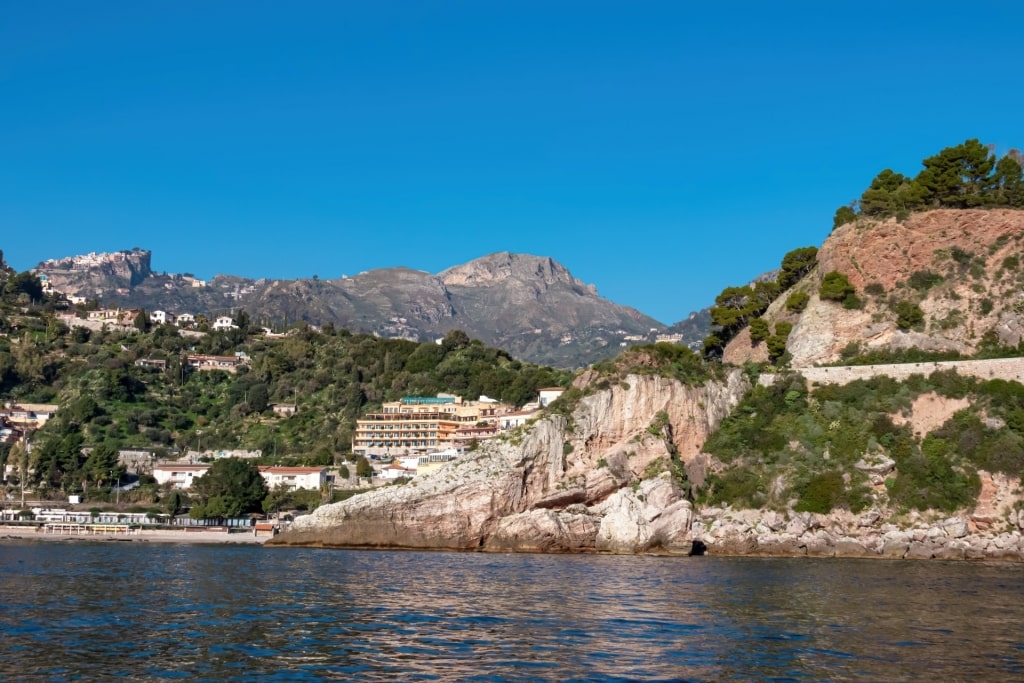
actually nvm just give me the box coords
[684,139,1024,530]
[0,276,572,503]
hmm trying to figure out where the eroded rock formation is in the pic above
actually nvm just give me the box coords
[269,370,749,553]
[270,365,1024,561]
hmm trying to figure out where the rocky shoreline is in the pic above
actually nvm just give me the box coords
[268,371,1024,563]
[693,507,1024,562]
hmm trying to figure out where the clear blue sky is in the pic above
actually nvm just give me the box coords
[3,2,1023,325]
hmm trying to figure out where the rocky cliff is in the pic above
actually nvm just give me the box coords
[270,364,1024,561]
[694,468,1024,561]
[35,248,153,295]
[726,209,1024,368]
[268,369,750,553]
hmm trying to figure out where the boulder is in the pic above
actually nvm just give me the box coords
[881,541,908,559]
[834,538,872,557]
[486,510,599,552]
[905,542,936,560]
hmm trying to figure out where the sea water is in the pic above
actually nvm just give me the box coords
[1,541,1021,681]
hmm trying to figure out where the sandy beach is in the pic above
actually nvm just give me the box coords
[0,524,270,545]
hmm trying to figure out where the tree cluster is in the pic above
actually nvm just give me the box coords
[702,246,818,359]
[834,139,1024,228]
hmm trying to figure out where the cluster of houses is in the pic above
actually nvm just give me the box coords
[132,352,254,374]
[146,388,567,487]
[61,307,240,331]
[1,403,58,479]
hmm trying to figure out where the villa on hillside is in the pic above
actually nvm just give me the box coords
[271,403,298,416]
[258,466,327,491]
[1,403,58,427]
[500,409,539,430]
[150,310,175,325]
[538,387,565,407]
[212,316,237,331]
[87,308,139,325]
[153,463,210,489]
[185,354,245,373]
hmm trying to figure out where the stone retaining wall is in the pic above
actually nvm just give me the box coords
[759,357,1024,388]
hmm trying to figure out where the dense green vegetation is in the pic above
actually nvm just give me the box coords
[590,342,720,386]
[698,369,1024,514]
[0,262,573,501]
[702,246,818,360]
[834,139,1024,228]
[188,458,268,519]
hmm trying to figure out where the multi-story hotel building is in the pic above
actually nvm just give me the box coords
[352,390,564,458]
[353,395,512,457]
[353,397,461,457]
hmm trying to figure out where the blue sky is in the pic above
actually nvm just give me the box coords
[3,1,1023,325]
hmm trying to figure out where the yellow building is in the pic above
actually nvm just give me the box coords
[353,395,516,457]
[353,397,462,457]
[354,395,518,457]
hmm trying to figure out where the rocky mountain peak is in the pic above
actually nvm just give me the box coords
[24,247,661,367]
[439,252,591,293]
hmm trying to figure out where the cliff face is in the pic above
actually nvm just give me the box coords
[271,363,1024,560]
[36,248,152,294]
[269,370,751,553]
[725,209,1024,367]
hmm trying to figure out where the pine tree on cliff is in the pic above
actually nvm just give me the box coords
[832,138,1024,227]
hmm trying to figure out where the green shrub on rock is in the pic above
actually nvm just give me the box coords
[820,271,855,302]
[785,291,809,313]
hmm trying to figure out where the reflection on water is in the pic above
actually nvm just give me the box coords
[1,541,1022,681]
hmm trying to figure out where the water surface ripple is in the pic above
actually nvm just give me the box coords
[1,541,1022,681]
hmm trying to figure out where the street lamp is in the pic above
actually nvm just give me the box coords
[19,437,30,508]
[111,469,120,507]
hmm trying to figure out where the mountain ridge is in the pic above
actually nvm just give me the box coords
[32,249,707,368]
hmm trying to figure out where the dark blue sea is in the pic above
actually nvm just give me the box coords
[0,541,1022,682]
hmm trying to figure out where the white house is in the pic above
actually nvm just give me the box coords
[379,462,416,480]
[258,466,326,491]
[153,463,210,489]
[212,316,237,331]
[500,409,539,430]
[538,387,565,408]
[150,310,175,325]
[176,313,196,327]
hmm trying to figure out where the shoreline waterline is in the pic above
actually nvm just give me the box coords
[0,524,268,545]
